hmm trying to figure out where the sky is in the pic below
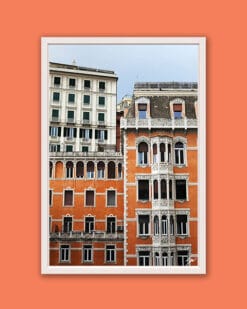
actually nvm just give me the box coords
[49,44,198,102]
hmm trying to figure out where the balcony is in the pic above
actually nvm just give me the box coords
[50,231,124,241]
[152,234,176,245]
[49,151,123,159]
[50,117,60,123]
[67,118,75,124]
[120,118,197,130]
[152,199,174,208]
[151,162,173,174]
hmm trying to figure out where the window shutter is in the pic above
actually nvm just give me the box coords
[105,130,108,140]
[153,144,157,155]
[63,127,67,137]
[98,113,104,121]
[68,111,74,119]
[57,145,60,152]
[173,104,182,111]
[79,129,83,138]
[58,127,61,137]
[49,126,51,136]
[89,129,92,139]
[95,130,98,139]
[52,109,59,117]
[138,104,147,111]
[73,128,77,138]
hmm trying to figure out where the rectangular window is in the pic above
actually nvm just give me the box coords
[177,250,189,266]
[66,145,73,152]
[173,104,182,119]
[67,110,74,123]
[138,180,149,201]
[51,109,59,121]
[176,215,188,235]
[85,217,94,233]
[99,81,105,90]
[106,217,116,233]
[68,93,75,103]
[83,245,93,262]
[64,190,73,206]
[83,95,90,104]
[84,80,91,88]
[69,78,76,87]
[107,190,116,206]
[98,96,105,105]
[106,245,115,262]
[83,112,90,123]
[98,113,105,122]
[138,215,150,235]
[63,216,72,232]
[82,146,88,152]
[54,76,61,85]
[53,92,60,101]
[60,245,70,262]
[175,180,187,200]
[49,144,60,152]
[49,126,61,137]
[85,190,94,206]
[138,104,147,119]
[49,190,52,206]
[139,251,150,266]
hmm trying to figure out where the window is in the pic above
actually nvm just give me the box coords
[98,113,105,123]
[87,161,94,178]
[138,215,150,235]
[64,190,73,206]
[80,128,92,140]
[175,180,187,200]
[138,104,147,119]
[85,190,94,206]
[84,80,90,88]
[49,126,61,137]
[173,104,182,119]
[67,110,74,123]
[170,215,174,235]
[53,92,60,101]
[154,252,160,266]
[83,95,90,104]
[76,161,84,178]
[161,215,168,235]
[175,142,185,165]
[64,127,77,138]
[162,252,168,266]
[138,180,149,201]
[95,130,108,141]
[161,179,167,199]
[99,81,105,91]
[153,144,158,163]
[82,146,89,152]
[68,93,75,103]
[153,180,158,199]
[118,163,122,178]
[106,245,115,262]
[85,216,94,233]
[138,142,148,164]
[83,112,90,123]
[176,215,188,235]
[107,190,116,206]
[66,145,73,152]
[49,190,52,206]
[69,78,76,87]
[49,144,60,152]
[66,161,73,178]
[63,216,72,232]
[160,143,165,162]
[169,179,173,199]
[97,161,105,178]
[54,76,61,86]
[139,251,150,266]
[49,162,53,178]
[106,217,116,233]
[98,96,105,106]
[154,215,159,235]
[51,109,59,121]
[177,250,189,266]
[83,245,93,262]
[60,245,70,262]
[107,161,115,179]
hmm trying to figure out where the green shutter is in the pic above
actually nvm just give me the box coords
[83,112,89,120]
[98,113,104,121]
[52,109,59,117]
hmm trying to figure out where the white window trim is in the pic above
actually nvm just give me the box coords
[106,189,117,207]
[62,215,73,233]
[59,244,71,263]
[84,188,96,207]
[84,215,95,233]
[82,245,94,263]
[105,244,116,263]
[63,189,74,207]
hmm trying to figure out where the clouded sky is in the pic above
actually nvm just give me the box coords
[49,44,198,102]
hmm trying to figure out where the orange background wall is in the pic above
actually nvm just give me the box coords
[1,0,246,308]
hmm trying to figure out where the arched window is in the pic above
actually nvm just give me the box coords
[160,143,165,162]
[97,161,105,179]
[87,161,94,178]
[161,215,168,235]
[154,215,159,235]
[49,162,53,178]
[162,252,168,266]
[153,144,158,163]
[174,142,185,165]
[108,161,115,179]
[154,252,160,266]
[118,163,122,178]
[153,180,158,200]
[55,161,63,178]
[66,161,73,178]
[76,161,84,178]
[138,142,148,165]
[161,179,167,199]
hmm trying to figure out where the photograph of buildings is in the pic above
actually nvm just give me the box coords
[43,38,205,273]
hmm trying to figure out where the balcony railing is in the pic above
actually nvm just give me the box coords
[49,151,123,158]
[120,118,197,129]
[50,231,124,241]
[152,199,174,208]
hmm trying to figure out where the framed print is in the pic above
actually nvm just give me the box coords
[41,37,206,274]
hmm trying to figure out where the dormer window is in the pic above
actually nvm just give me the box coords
[138,104,147,119]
